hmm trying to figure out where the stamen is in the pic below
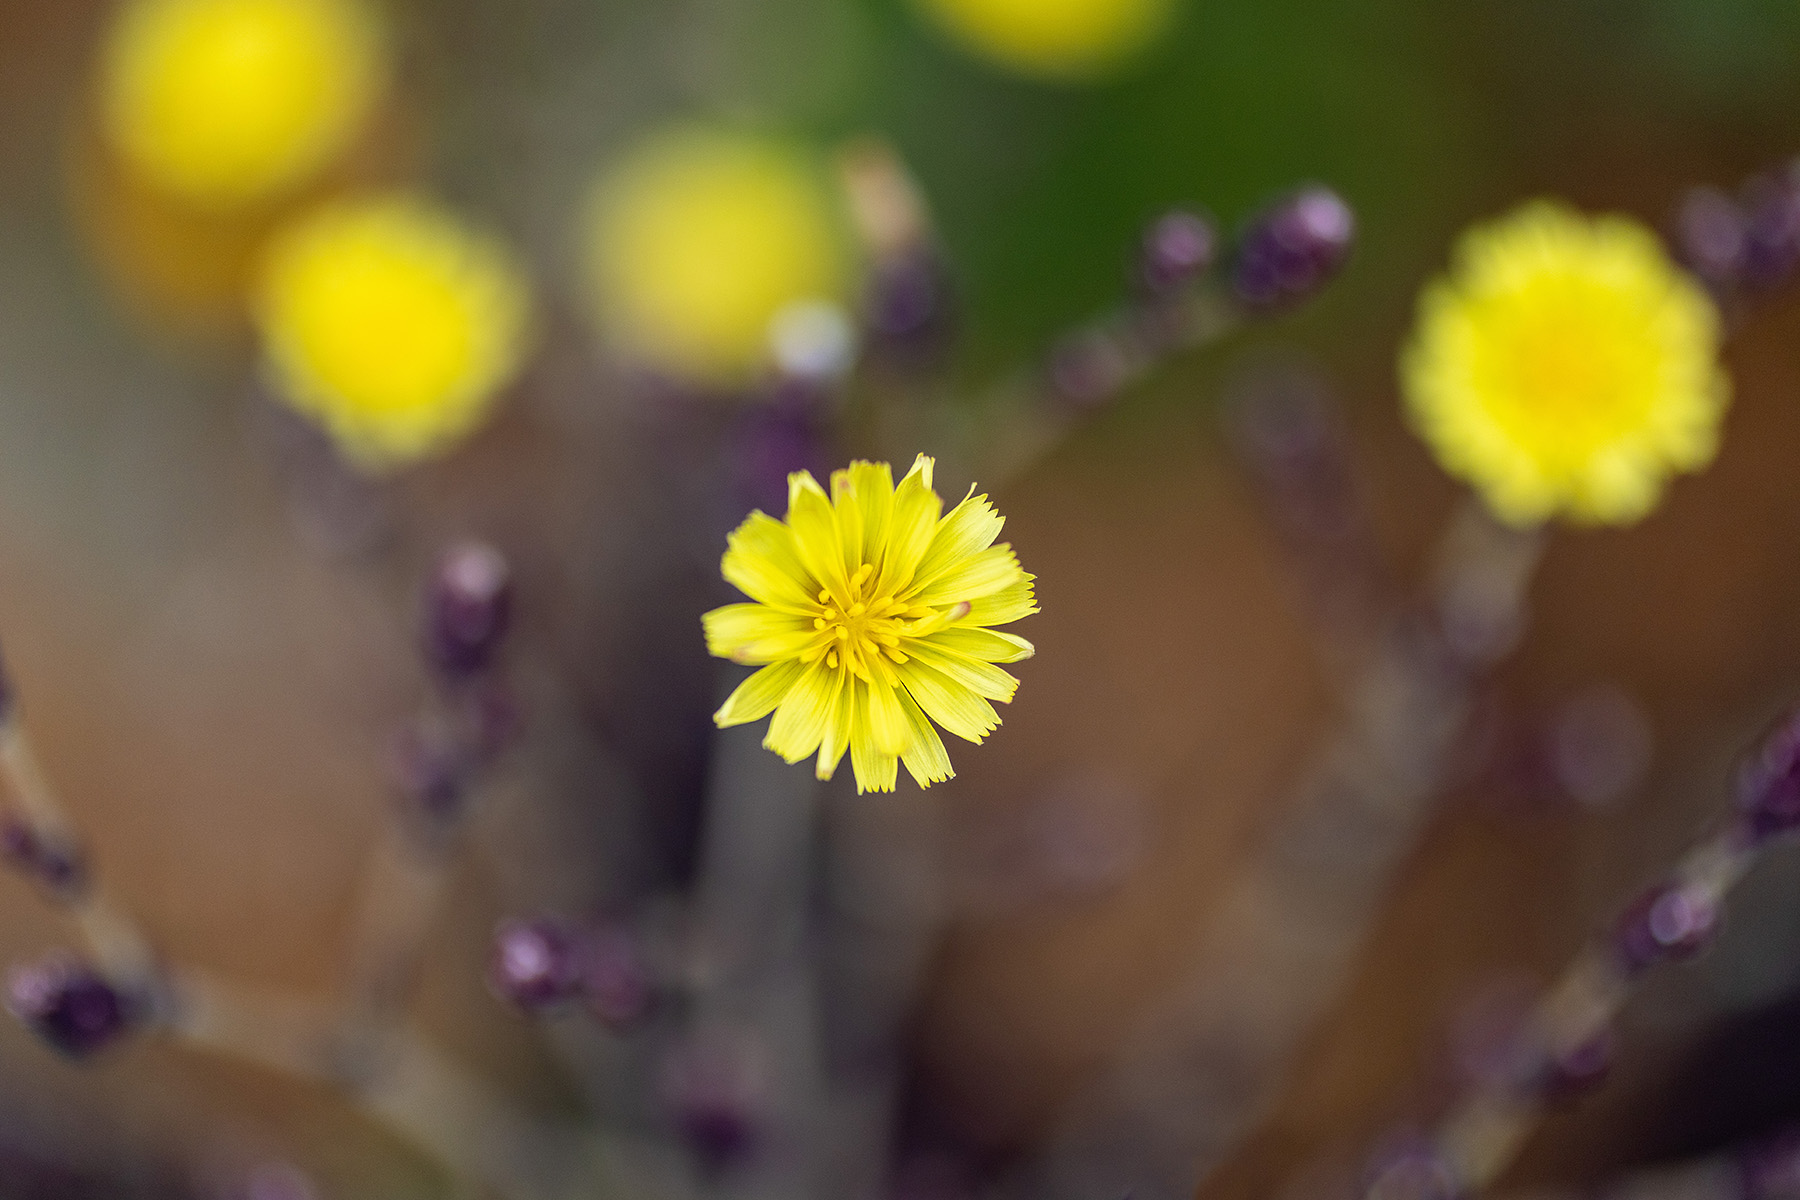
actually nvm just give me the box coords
[821,608,838,621]
[818,588,831,603]
[875,633,900,647]
[813,618,827,630]
[827,650,839,669]
[848,602,866,617]
[835,627,849,641]
[885,647,908,664]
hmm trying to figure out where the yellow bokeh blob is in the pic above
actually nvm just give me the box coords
[585,129,850,387]
[916,0,1175,79]
[100,0,384,209]
[255,195,532,471]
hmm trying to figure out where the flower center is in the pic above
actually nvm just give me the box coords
[800,562,948,682]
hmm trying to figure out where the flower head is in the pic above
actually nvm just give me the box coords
[255,194,532,470]
[100,0,383,209]
[1403,202,1729,526]
[704,455,1037,794]
[584,129,851,387]
[916,0,1174,80]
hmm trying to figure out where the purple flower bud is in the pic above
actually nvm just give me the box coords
[1138,209,1218,297]
[1615,882,1719,971]
[0,819,85,896]
[865,250,955,364]
[578,923,653,1031]
[389,727,468,824]
[1362,1137,1460,1200]
[488,919,581,1011]
[1047,329,1133,411]
[1735,707,1800,843]
[1233,186,1356,310]
[7,957,134,1057]
[1742,167,1800,290]
[732,405,833,517]
[663,1035,766,1172]
[1541,1027,1614,1100]
[423,543,513,679]
[1673,187,1749,292]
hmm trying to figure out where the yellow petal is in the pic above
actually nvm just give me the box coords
[849,704,899,794]
[963,576,1038,627]
[714,659,805,727]
[862,673,912,757]
[897,687,953,789]
[847,460,894,569]
[701,603,816,664]
[912,543,1027,607]
[786,470,848,601]
[897,660,1001,744]
[816,670,854,781]
[877,454,942,597]
[905,640,1019,702]
[764,659,837,763]
[928,626,1035,664]
[913,491,1003,592]
[721,511,817,610]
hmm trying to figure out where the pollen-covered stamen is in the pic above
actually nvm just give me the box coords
[804,561,967,676]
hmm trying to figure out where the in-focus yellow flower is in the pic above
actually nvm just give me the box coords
[255,195,532,470]
[584,129,850,387]
[916,0,1174,79]
[100,0,383,209]
[1403,201,1729,527]
[704,456,1037,794]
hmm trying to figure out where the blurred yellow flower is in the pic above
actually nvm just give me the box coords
[100,0,383,209]
[255,195,531,471]
[917,0,1174,79]
[704,456,1037,794]
[1403,202,1729,527]
[585,129,850,387]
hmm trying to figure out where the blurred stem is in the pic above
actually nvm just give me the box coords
[0,723,160,992]
[1435,833,1752,1191]
[174,972,600,1200]
[1029,499,1542,1200]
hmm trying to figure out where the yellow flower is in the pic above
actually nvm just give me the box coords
[1403,201,1729,526]
[916,0,1174,79]
[703,456,1038,794]
[584,129,850,387]
[100,0,383,209]
[255,195,532,470]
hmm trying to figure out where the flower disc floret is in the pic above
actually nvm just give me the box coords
[1402,201,1729,526]
[703,455,1038,794]
[255,194,532,471]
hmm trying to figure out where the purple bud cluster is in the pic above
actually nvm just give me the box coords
[6,956,134,1057]
[1137,209,1218,298]
[1734,705,1800,842]
[864,249,955,367]
[1233,186,1356,310]
[1614,881,1719,971]
[423,542,513,680]
[1673,162,1800,299]
[661,1035,766,1172]
[0,818,85,895]
[487,917,653,1030]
